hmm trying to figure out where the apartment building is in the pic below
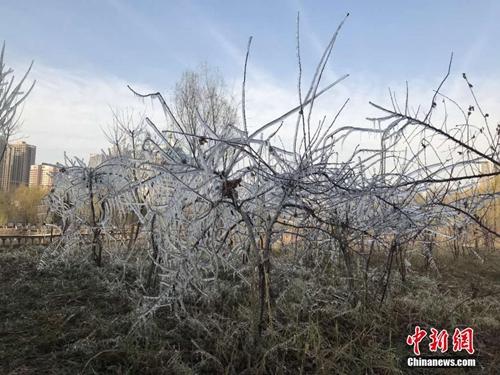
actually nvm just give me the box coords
[0,141,36,191]
[29,163,58,188]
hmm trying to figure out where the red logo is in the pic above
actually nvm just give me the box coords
[452,328,475,355]
[406,326,475,355]
[429,328,449,353]
[406,326,427,355]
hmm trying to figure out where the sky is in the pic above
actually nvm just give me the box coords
[1,0,500,163]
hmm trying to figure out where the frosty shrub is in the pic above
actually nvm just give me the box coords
[41,15,499,334]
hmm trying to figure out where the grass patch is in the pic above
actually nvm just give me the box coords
[0,247,499,374]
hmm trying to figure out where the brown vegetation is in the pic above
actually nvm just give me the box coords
[1,245,499,374]
[0,186,47,225]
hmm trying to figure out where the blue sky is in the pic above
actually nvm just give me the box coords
[1,0,499,162]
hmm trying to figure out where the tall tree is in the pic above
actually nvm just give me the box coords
[0,43,35,161]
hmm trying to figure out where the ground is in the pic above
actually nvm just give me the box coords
[0,246,499,374]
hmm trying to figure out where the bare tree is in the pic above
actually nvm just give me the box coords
[0,42,35,161]
[174,65,237,136]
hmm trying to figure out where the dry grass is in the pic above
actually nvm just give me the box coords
[0,246,499,374]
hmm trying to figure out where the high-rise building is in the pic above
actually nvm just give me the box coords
[0,137,7,160]
[0,138,12,191]
[29,163,58,188]
[88,153,106,168]
[10,141,36,188]
[0,141,36,191]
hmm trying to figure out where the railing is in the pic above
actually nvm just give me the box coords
[0,229,142,248]
[0,233,62,247]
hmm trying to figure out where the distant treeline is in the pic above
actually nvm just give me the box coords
[0,186,48,225]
